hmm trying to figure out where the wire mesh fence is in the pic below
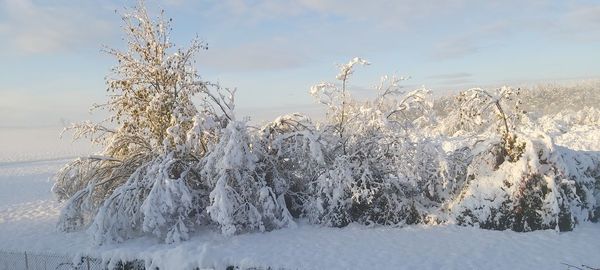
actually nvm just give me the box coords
[0,250,144,270]
[0,249,283,269]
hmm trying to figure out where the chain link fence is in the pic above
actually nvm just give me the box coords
[0,250,144,270]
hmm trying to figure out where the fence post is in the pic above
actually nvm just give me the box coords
[87,256,91,270]
[24,251,29,270]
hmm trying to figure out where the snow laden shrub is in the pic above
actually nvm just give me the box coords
[255,114,326,218]
[442,87,526,163]
[436,86,600,232]
[53,3,287,244]
[439,87,592,231]
[201,120,295,236]
[451,130,600,231]
[301,58,466,227]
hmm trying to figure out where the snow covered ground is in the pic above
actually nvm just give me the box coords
[0,126,599,270]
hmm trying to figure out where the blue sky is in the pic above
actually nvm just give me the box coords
[1,0,600,126]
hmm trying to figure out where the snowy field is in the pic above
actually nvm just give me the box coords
[1,127,599,270]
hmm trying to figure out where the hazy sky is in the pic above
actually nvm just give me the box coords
[1,0,600,127]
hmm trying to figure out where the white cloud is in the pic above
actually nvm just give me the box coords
[432,36,480,60]
[559,4,600,41]
[198,38,311,72]
[0,0,113,54]
[207,0,600,62]
[564,4,600,27]
[427,72,472,80]
[431,21,512,60]
[203,0,469,30]
[299,0,468,28]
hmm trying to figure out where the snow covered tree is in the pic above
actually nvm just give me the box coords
[53,1,234,243]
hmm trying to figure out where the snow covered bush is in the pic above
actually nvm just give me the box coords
[201,120,295,236]
[434,85,600,232]
[450,130,600,231]
[300,58,469,227]
[431,83,600,231]
[443,87,525,162]
[255,113,326,218]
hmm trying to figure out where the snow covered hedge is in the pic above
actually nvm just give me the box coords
[53,2,600,245]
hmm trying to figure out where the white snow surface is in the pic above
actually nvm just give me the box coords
[1,124,600,269]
